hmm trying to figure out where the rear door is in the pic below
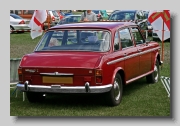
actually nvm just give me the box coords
[130,26,152,75]
[119,27,140,81]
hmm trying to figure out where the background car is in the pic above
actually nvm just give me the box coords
[108,10,148,37]
[92,10,103,21]
[10,13,31,34]
[143,10,153,36]
[57,11,65,20]
[48,10,60,26]
[57,15,81,25]
[10,10,53,30]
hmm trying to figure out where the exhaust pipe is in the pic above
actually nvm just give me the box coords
[24,81,29,91]
[85,82,90,93]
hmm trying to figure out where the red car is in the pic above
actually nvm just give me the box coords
[57,11,65,20]
[17,21,162,106]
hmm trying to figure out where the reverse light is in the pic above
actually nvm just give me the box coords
[95,69,102,76]
[95,69,103,83]
[18,68,22,75]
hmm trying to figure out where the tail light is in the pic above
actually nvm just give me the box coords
[98,14,100,17]
[19,20,25,24]
[52,16,55,21]
[95,69,102,83]
[18,68,23,83]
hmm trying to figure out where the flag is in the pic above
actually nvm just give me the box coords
[28,10,47,39]
[148,10,170,41]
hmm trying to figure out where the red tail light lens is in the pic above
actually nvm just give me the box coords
[96,76,102,83]
[19,20,25,24]
[95,69,102,83]
[18,68,23,83]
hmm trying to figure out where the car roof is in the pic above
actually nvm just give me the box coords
[113,10,137,14]
[50,21,136,30]
[65,15,81,17]
[10,13,18,16]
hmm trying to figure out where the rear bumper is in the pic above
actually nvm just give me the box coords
[11,24,31,30]
[17,82,112,93]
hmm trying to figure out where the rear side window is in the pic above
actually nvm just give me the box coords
[52,11,59,17]
[119,28,133,49]
[130,27,145,45]
[10,14,23,19]
[114,31,120,51]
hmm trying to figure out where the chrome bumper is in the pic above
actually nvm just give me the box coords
[16,82,112,93]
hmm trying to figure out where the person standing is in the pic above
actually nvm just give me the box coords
[81,10,97,22]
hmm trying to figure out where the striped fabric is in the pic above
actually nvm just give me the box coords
[160,76,170,97]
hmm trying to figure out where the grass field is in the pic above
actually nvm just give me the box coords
[10,32,170,116]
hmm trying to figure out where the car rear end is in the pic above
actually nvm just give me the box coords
[92,10,103,21]
[10,14,31,31]
[48,10,60,26]
[16,28,112,102]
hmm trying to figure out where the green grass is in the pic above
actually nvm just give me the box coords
[10,33,170,116]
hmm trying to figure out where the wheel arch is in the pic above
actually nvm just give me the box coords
[153,52,161,69]
[111,67,126,86]
[10,25,14,29]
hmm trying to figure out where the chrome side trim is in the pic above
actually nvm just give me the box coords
[16,84,112,93]
[124,53,139,60]
[107,57,125,65]
[107,47,160,65]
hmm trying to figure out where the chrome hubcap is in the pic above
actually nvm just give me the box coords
[154,64,158,82]
[114,78,120,101]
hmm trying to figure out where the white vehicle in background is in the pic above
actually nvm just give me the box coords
[48,10,60,26]
[10,13,31,34]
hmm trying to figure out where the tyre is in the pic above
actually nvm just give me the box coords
[146,59,159,83]
[106,73,123,106]
[10,26,14,34]
[26,92,46,103]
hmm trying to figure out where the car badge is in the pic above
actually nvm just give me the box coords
[25,69,36,73]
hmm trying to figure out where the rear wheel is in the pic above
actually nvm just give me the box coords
[26,92,46,103]
[10,26,14,34]
[106,73,123,106]
[146,59,159,83]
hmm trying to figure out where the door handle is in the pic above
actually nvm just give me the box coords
[124,53,128,56]
[138,49,142,52]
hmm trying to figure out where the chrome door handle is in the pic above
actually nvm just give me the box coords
[138,49,142,52]
[124,53,128,56]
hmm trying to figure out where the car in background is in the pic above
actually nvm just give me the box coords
[57,11,65,20]
[17,21,162,106]
[57,15,81,25]
[108,10,148,37]
[48,10,60,26]
[143,10,153,36]
[92,10,103,21]
[10,10,53,29]
[10,13,31,34]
